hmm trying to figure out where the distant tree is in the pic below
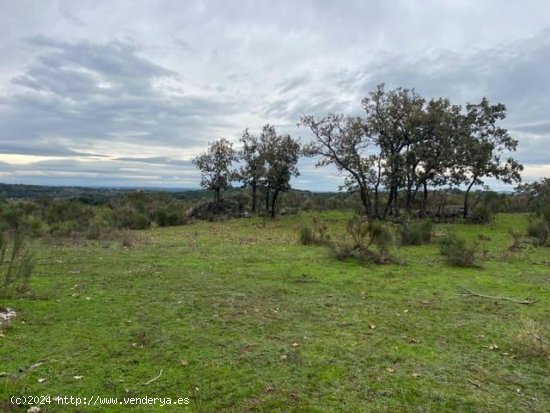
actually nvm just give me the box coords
[303,86,523,220]
[413,98,463,216]
[515,177,550,213]
[193,138,237,211]
[300,113,376,216]
[238,129,265,213]
[363,84,425,217]
[260,125,300,217]
[454,98,523,218]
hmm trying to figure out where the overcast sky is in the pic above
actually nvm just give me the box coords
[0,0,549,191]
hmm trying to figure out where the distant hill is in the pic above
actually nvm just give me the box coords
[0,183,201,200]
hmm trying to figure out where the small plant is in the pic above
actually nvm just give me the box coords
[119,230,135,248]
[1,228,34,297]
[516,317,550,359]
[508,229,523,250]
[298,217,331,246]
[438,231,478,267]
[527,208,550,246]
[400,218,433,246]
[329,216,394,264]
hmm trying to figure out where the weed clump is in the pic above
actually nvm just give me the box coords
[508,229,523,251]
[298,217,331,246]
[1,228,34,297]
[516,317,550,359]
[400,217,433,246]
[438,231,478,267]
[330,216,394,264]
[527,208,550,246]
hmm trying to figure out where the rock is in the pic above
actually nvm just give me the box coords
[0,307,16,328]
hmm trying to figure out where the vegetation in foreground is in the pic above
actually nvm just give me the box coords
[0,212,548,412]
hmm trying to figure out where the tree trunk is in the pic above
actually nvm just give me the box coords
[405,185,413,214]
[463,180,476,219]
[214,189,220,212]
[251,183,257,213]
[393,187,400,217]
[383,188,393,219]
[374,184,379,218]
[359,186,370,216]
[421,182,428,217]
[270,190,279,218]
[265,188,270,212]
[385,186,399,217]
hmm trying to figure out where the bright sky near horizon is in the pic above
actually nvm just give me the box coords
[1,0,549,191]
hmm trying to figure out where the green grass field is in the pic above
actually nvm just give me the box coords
[1,212,549,412]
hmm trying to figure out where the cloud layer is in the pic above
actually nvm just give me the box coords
[1,0,549,190]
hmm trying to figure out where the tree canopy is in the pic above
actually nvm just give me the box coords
[193,138,237,211]
[301,84,522,218]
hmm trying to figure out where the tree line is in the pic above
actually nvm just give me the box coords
[193,125,300,217]
[194,84,523,219]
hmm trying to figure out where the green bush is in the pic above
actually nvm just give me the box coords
[346,218,394,255]
[508,229,523,250]
[113,206,151,230]
[527,219,549,246]
[329,217,394,264]
[298,217,330,246]
[298,225,315,245]
[439,231,478,267]
[400,218,433,245]
[468,203,494,224]
[1,228,34,297]
[526,207,550,246]
[154,202,189,227]
[49,220,82,237]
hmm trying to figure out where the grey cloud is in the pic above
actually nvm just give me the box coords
[356,30,550,125]
[277,76,310,94]
[513,122,550,135]
[0,157,199,188]
[513,134,550,165]
[1,36,243,157]
[115,156,194,167]
[1,1,550,189]
[60,10,87,28]
[0,141,107,158]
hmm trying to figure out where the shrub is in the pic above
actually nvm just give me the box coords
[1,228,34,297]
[298,217,330,246]
[119,229,135,248]
[154,202,189,227]
[439,231,478,267]
[527,218,549,246]
[329,217,394,264]
[346,218,394,254]
[113,206,151,230]
[49,220,82,237]
[516,317,550,359]
[508,229,523,250]
[154,208,170,227]
[468,203,494,224]
[526,207,550,246]
[400,218,433,245]
[329,243,373,264]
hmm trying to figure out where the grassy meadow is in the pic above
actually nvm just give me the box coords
[1,212,549,412]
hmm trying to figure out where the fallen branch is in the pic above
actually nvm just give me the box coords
[458,286,539,305]
[144,369,163,385]
[534,334,550,346]
[467,378,482,387]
